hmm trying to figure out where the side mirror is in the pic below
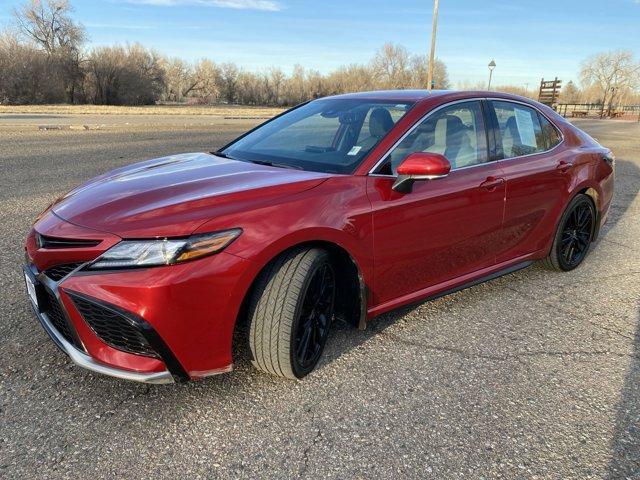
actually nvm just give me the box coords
[392,152,451,193]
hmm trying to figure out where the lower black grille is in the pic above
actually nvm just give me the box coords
[70,295,158,358]
[43,289,77,346]
[44,263,83,282]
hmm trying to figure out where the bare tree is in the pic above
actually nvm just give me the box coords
[220,62,239,104]
[191,59,221,102]
[371,43,411,89]
[12,0,86,102]
[409,55,449,89]
[580,50,640,115]
[0,31,59,103]
[13,0,84,53]
[86,44,164,105]
[560,80,581,103]
[163,57,192,102]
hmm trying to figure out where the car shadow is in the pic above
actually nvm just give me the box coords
[604,159,640,478]
[606,306,640,478]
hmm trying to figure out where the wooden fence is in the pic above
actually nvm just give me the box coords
[556,103,640,120]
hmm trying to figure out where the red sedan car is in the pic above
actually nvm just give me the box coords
[24,90,614,383]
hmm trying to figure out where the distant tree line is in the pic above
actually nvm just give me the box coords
[0,1,449,106]
[0,1,638,107]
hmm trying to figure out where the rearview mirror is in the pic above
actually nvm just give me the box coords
[392,152,451,193]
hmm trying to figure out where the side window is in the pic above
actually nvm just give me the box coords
[538,113,561,149]
[377,101,488,175]
[493,101,546,158]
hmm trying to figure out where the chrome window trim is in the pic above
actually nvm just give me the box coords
[368,96,565,176]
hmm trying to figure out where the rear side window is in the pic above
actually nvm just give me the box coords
[493,101,546,158]
[538,113,561,149]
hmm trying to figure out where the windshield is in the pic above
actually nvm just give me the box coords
[221,98,413,174]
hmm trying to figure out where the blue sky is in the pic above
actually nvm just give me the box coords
[1,0,639,87]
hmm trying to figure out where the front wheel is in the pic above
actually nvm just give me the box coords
[543,194,596,271]
[248,248,335,379]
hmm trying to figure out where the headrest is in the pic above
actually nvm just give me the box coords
[369,108,394,138]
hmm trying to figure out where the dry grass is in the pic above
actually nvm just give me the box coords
[0,104,285,117]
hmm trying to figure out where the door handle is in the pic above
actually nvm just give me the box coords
[556,160,573,172]
[479,176,505,191]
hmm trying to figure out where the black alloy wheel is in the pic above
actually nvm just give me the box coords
[293,263,335,374]
[559,201,594,268]
[543,194,596,272]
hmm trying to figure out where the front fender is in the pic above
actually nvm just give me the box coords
[193,175,374,325]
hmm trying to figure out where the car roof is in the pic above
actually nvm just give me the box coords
[321,89,537,106]
[323,89,451,102]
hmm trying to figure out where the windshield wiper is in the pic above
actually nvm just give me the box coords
[212,152,301,170]
[211,150,237,160]
[248,159,303,170]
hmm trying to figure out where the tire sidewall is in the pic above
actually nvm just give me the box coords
[289,252,335,378]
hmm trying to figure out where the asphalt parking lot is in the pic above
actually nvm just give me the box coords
[0,117,638,479]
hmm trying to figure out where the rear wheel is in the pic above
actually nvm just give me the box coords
[248,248,335,379]
[543,194,596,271]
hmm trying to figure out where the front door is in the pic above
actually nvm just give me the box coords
[366,100,506,306]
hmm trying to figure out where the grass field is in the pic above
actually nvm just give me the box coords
[0,104,285,117]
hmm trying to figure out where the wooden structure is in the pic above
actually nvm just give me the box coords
[538,77,562,107]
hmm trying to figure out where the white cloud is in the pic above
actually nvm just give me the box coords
[132,0,282,11]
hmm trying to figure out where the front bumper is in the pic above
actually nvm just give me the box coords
[25,214,253,384]
[24,265,175,384]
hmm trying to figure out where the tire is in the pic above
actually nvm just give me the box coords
[542,194,596,271]
[248,248,335,379]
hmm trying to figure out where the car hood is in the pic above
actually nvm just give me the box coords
[52,152,330,238]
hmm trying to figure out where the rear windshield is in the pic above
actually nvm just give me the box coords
[222,98,413,174]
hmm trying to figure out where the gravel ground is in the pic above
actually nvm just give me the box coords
[0,118,638,479]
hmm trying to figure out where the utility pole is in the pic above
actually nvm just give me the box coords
[427,0,440,90]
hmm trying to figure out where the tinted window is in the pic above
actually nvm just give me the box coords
[538,113,561,149]
[223,99,412,174]
[377,101,489,175]
[493,101,546,158]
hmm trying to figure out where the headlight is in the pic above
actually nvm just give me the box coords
[87,229,242,270]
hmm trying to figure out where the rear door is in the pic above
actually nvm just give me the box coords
[489,100,569,262]
[367,100,507,306]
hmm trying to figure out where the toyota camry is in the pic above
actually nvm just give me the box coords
[23,90,615,383]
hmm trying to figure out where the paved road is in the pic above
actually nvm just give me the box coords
[0,113,268,128]
[0,119,638,479]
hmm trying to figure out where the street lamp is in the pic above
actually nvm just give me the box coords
[487,59,496,90]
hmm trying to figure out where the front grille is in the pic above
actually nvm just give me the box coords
[37,234,100,249]
[42,289,78,346]
[44,263,83,281]
[70,295,158,358]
